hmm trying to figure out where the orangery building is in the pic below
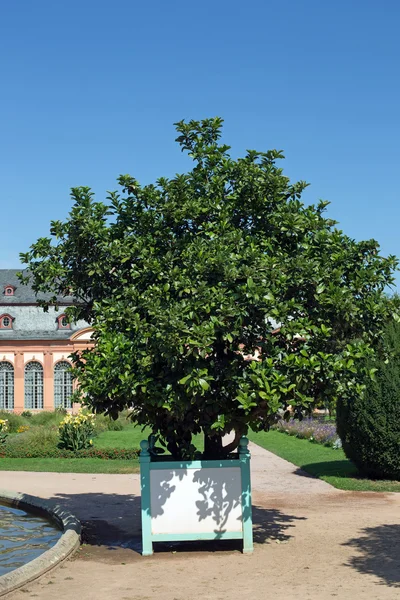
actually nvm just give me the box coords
[0,270,93,413]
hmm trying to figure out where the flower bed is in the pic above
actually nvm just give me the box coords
[273,417,342,448]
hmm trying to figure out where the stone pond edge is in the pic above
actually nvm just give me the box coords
[0,489,81,597]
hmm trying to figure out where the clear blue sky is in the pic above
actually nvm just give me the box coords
[1,0,399,286]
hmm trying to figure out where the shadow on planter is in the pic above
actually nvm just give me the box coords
[343,524,400,588]
[43,490,304,556]
[139,437,258,554]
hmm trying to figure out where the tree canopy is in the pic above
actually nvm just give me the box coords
[20,117,398,458]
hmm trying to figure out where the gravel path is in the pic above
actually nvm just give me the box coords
[1,443,400,599]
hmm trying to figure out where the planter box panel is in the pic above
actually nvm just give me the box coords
[150,466,242,535]
[139,437,253,555]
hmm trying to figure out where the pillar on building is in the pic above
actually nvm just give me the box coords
[14,352,24,413]
[43,352,54,411]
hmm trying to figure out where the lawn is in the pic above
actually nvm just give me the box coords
[95,427,205,452]
[248,429,400,492]
[95,425,150,449]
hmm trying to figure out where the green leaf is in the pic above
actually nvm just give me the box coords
[199,378,210,391]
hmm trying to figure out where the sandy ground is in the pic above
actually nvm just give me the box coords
[1,442,400,600]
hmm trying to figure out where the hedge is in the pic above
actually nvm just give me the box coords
[0,447,139,460]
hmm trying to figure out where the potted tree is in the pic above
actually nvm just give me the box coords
[21,118,398,554]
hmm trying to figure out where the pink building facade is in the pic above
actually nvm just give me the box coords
[0,270,93,413]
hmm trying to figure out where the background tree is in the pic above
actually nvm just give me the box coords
[337,319,400,479]
[20,118,398,458]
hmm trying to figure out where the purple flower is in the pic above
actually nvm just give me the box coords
[274,417,340,447]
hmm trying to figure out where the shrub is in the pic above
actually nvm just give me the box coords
[106,419,124,431]
[0,411,26,433]
[6,426,59,454]
[20,410,33,418]
[92,417,108,434]
[337,321,400,480]
[30,411,63,427]
[74,447,138,459]
[0,445,138,460]
[58,411,96,451]
[93,413,128,434]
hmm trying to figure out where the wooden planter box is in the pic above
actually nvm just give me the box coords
[139,437,253,555]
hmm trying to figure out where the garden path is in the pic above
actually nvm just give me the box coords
[1,442,400,600]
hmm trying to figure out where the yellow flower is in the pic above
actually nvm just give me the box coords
[17,425,29,433]
[89,439,93,445]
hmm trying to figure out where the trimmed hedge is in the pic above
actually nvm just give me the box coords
[337,320,400,480]
[0,446,139,460]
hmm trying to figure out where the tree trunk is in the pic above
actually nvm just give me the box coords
[204,430,243,458]
[222,430,242,456]
[204,434,223,458]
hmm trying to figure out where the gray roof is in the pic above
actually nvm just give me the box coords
[0,269,74,305]
[0,330,74,341]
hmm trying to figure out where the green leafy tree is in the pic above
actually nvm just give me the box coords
[20,118,398,458]
[337,320,400,479]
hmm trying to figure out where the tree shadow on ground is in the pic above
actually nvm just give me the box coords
[343,524,400,588]
[293,461,357,480]
[46,492,304,554]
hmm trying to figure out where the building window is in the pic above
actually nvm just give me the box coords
[24,361,44,409]
[54,361,73,409]
[0,314,13,329]
[0,362,14,410]
[57,314,70,330]
[4,286,15,296]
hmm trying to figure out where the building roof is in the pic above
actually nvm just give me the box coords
[0,329,74,341]
[0,269,74,305]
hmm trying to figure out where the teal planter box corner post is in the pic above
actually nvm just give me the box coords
[139,436,253,555]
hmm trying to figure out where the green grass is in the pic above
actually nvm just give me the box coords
[248,430,400,492]
[0,457,139,473]
[94,426,204,452]
[94,425,150,449]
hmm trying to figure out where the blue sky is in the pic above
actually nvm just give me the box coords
[1,0,399,286]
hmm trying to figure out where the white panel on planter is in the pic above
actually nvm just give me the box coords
[150,467,243,535]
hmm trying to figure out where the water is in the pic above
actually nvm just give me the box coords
[0,503,62,576]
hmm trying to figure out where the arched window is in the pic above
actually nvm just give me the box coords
[0,362,14,409]
[54,361,73,409]
[4,285,15,296]
[0,314,13,329]
[24,361,43,409]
